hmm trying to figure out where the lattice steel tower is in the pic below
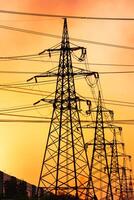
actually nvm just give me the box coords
[87,91,114,199]
[34,18,97,199]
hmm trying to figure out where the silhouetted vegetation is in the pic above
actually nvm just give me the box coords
[4,177,17,199]
[4,178,29,200]
[0,172,84,200]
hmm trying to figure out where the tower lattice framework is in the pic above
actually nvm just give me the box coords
[87,91,114,199]
[35,18,97,199]
[86,91,133,200]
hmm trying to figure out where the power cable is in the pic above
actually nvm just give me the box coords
[0,70,43,74]
[88,63,134,67]
[0,104,51,114]
[84,96,134,105]
[0,52,59,60]
[0,112,51,119]
[0,84,51,94]
[0,10,134,21]
[0,119,50,123]
[0,79,57,87]
[1,57,134,68]
[0,70,134,74]
[0,87,46,96]
[0,119,133,124]
[99,71,134,74]
[0,24,134,50]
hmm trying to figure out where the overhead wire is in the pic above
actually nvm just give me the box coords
[0,52,60,60]
[0,87,47,96]
[0,89,55,114]
[1,104,51,114]
[99,71,134,74]
[1,84,133,109]
[0,119,133,125]
[0,84,52,96]
[0,70,134,74]
[0,9,134,20]
[0,119,50,123]
[0,24,134,50]
[0,79,57,87]
[0,104,45,113]
[84,96,134,105]
[0,112,51,119]
[1,57,134,68]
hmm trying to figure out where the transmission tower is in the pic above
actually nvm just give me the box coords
[106,127,123,199]
[85,90,134,200]
[85,91,125,199]
[28,18,99,199]
[86,91,113,199]
[119,145,130,200]
[127,156,134,199]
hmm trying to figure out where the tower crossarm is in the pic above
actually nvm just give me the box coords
[39,46,86,55]
[27,70,98,83]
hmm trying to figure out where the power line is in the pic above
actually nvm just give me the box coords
[0,79,57,87]
[0,85,133,110]
[0,119,50,123]
[77,93,134,108]
[0,84,51,94]
[0,112,50,119]
[0,78,134,108]
[2,104,51,114]
[0,70,43,74]
[0,70,134,74]
[0,119,134,125]
[0,52,38,59]
[0,24,134,50]
[85,96,134,105]
[0,87,46,96]
[99,71,134,74]
[0,53,58,60]
[88,63,134,67]
[87,99,134,108]
[0,24,61,39]
[0,104,49,113]
[95,101,134,108]
[0,86,51,96]
[1,57,134,67]
[0,10,134,20]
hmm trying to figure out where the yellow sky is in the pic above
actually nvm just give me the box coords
[0,0,133,185]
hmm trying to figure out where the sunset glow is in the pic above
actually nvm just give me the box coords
[0,0,133,187]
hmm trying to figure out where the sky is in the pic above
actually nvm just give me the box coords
[0,0,133,185]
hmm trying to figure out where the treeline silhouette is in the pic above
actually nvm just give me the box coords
[0,172,79,200]
[0,171,81,200]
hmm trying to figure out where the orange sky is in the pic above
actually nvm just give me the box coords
[0,0,133,185]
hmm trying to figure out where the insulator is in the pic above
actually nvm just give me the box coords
[48,50,51,58]
[94,72,99,79]
[119,127,122,131]
[87,100,91,106]
[35,77,37,83]
[109,110,114,119]
[86,100,91,115]
[78,48,86,61]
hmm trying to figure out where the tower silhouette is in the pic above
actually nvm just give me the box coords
[87,91,113,199]
[107,128,123,198]
[27,17,133,200]
[33,18,97,199]
[85,91,134,199]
